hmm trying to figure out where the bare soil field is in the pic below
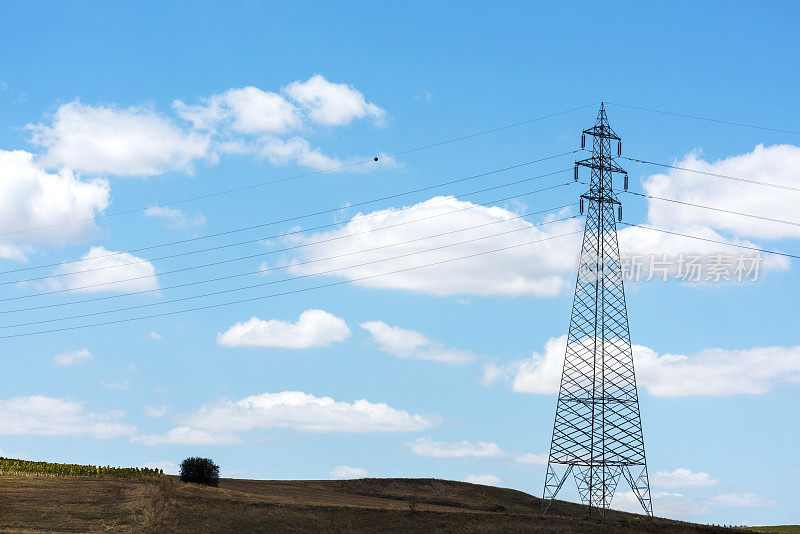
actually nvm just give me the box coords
[0,473,764,533]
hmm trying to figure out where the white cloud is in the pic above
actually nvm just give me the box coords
[142,460,179,475]
[136,391,438,445]
[53,348,91,366]
[259,136,347,171]
[148,331,163,340]
[0,396,134,438]
[407,437,506,458]
[710,492,775,508]
[514,452,548,466]
[360,321,476,365]
[29,101,210,176]
[652,468,719,489]
[329,465,369,479]
[284,74,385,126]
[634,343,800,397]
[491,335,800,397]
[642,144,800,241]
[615,489,775,518]
[134,426,240,446]
[144,405,168,418]
[46,246,159,294]
[174,86,300,134]
[0,149,109,260]
[217,309,351,349]
[144,206,205,229]
[464,474,501,486]
[287,196,582,298]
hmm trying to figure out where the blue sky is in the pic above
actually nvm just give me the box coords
[1,1,799,526]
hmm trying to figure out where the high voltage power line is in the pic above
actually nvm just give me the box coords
[0,231,583,339]
[622,156,800,194]
[605,102,800,136]
[1,151,579,276]
[622,191,800,229]
[1,201,576,312]
[619,222,800,261]
[4,101,800,339]
[1,173,575,286]
[0,215,578,329]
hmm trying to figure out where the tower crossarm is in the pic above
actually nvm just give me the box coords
[582,124,620,141]
[576,156,627,175]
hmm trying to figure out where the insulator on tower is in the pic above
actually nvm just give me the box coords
[624,173,629,191]
[581,133,585,149]
[579,197,584,214]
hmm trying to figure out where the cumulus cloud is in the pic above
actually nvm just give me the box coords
[287,196,582,298]
[652,468,719,489]
[617,489,775,518]
[136,391,438,445]
[29,101,210,176]
[329,465,369,479]
[0,396,134,438]
[407,437,506,458]
[174,86,300,134]
[134,426,240,446]
[0,149,109,260]
[486,335,800,397]
[173,76,387,171]
[46,246,159,293]
[53,348,91,366]
[144,206,205,229]
[217,309,351,349]
[464,474,501,486]
[360,321,477,365]
[258,136,347,170]
[284,74,385,126]
[642,145,800,241]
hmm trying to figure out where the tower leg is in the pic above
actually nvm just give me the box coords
[541,463,573,513]
[622,465,653,516]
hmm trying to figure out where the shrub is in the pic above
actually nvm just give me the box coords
[179,457,219,487]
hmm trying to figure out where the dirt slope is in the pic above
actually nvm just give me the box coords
[0,474,755,533]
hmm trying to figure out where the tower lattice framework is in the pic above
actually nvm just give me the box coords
[542,104,652,517]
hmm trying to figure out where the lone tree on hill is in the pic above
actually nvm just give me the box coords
[179,457,219,487]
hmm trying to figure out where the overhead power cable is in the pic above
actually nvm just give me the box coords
[1,171,575,286]
[620,223,800,261]
[0,231,583,339]
[1,202,576,314]
[623,191,800,229]
[2,150,579,276]
[0,214,577,329]
[2,182,574,301]
[622,156,800,195]
[0,103,597,240]
[606,102,800,136]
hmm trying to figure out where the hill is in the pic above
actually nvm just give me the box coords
[0,473,761,533]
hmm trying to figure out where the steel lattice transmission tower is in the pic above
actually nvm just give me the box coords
[541,104,653,517]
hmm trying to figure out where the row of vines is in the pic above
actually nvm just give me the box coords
[0,457,164,478]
